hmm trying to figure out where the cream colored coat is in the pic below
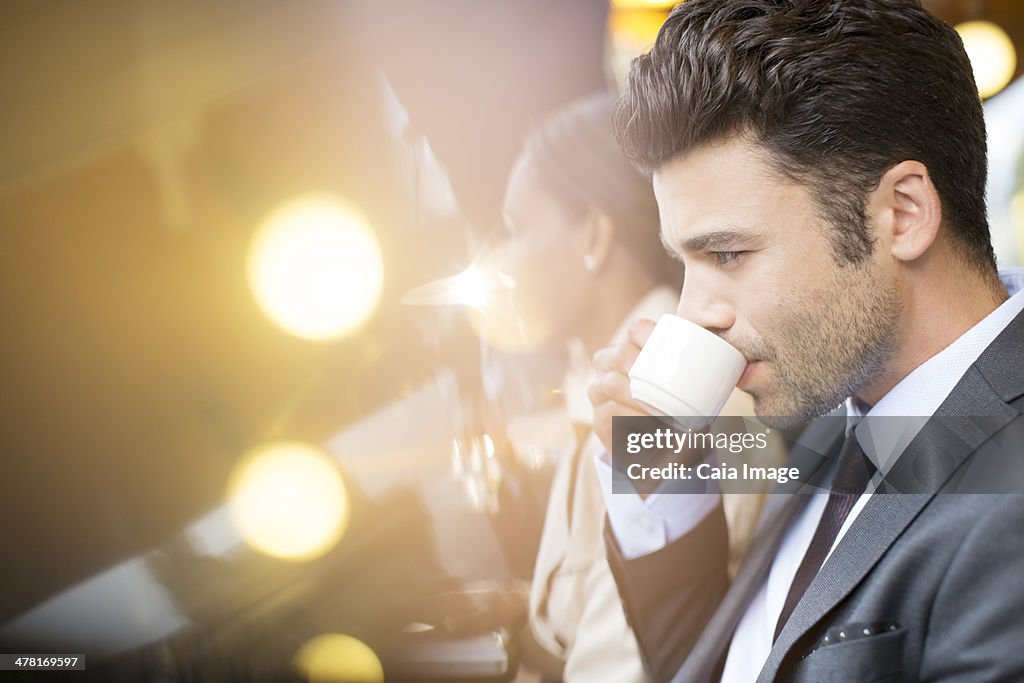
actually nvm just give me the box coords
[527,288,780,682]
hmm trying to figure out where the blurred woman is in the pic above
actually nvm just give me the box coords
[502,92,678,683]
[444,92,773,682]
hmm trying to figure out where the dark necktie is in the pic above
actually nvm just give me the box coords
[774,432,875,639]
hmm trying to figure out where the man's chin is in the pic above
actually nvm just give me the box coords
[753,413,810,430]
[751,395,816,430]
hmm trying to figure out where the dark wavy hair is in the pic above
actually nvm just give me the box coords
[614,0,995,273]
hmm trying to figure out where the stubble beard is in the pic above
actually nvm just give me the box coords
[734,262,902,430]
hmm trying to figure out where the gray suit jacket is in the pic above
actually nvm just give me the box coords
[607,306,1024,682]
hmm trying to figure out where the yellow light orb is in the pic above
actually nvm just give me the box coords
[294,634,384,683]
[248,193,384,341]
[610,0,678,9]
[227,441,349,561]
[956,20,1017,99]
[609,8,671,85]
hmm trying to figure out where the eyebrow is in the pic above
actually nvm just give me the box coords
[669,229,757,254]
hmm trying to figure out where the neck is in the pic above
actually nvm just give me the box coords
[856,261,1007,405]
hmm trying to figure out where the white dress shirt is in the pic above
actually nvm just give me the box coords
[599,267,1024,682]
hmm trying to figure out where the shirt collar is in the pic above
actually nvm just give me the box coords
[847,267,1024,472]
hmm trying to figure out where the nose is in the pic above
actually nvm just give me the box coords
[676,274,736,333]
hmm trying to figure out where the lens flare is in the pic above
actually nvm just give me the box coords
[400,262,512,308]
[400,258,548,352]
[956,20,1017,99]
[451,265,492,308]
[294,634,384,683]
[248,193,384,341]
[227,441,349,561]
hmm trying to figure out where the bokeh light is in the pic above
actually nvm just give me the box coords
[294,634,384,683]
[248,193,384,341]
[956,20,1017,99]
[1012,188,1024,264]
[227,441,349,561]
[610,0,678,8]
[609,8,670,86]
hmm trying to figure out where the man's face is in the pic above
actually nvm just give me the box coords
[654,137,901,427]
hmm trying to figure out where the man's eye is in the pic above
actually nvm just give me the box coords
[713,251,746,266]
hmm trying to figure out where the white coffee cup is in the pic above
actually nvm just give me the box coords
[628,314,747,423]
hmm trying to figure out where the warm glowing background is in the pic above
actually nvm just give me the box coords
[0,0,1022,679]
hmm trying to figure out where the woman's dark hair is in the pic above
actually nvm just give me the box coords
[614,0,995,272]
[523,92,672,280]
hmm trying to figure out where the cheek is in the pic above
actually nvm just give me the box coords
[531,231,584,277]
[726,265,804,351]
[505,246,573,314]
[511,244,568,292]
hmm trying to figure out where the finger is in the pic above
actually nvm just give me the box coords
[591,345,619,374]
[591,401,651,451]
[592,341,641,375]
[599,371,639,409]
[593,401,650,424]
[588,368,651,415]
[627,317,658,349]
[587,373,613,407]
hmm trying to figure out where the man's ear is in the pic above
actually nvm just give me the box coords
[870,160,943,263]
[582,209,616,273]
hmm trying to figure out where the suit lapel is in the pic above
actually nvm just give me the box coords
[759,492,931,681]
[759,327,1024,682]
[669,418,845,683]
